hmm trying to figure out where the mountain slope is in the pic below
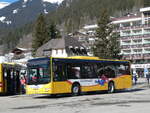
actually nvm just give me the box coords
[47,0,144,33]
[0,0,58,28]
[0,0,147,55]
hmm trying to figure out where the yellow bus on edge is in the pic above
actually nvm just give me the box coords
[0,63,22,95]
[26,56,132,96]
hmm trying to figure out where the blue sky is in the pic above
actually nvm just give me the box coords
[0,0,19,3]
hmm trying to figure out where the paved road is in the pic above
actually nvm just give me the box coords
[0,79,150,113]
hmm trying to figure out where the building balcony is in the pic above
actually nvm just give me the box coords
[143,53,150,59]
[121,43,150,49]
[123,54,143,60]
[143,24,150,29]
[121,36,132,41]
[122,54,143,60]
[121,45,131,49]
[132,54,143,60]
[130,44,143,48]
[143,43,150,47]
[116,24,150,31]
[143,34,150,38]
[122,53,150,60]
[122,55,131,60]
[120,34,150,41]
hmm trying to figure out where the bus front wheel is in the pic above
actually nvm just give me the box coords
[108,82,115,93]
[71,84,81,96]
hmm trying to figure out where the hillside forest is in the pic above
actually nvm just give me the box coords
[0,0,149,54]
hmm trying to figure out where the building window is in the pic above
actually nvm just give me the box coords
[132,30,142,36]
[144,28,150,34]
[56,50,58,54]
[122,22,130,27]
[132,21,141,26]
[43,50,52,56]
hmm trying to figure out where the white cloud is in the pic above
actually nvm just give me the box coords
[0,2,10,9]
[43,0,64,4]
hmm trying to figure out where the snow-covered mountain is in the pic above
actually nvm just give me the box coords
[0,0,60,28]
[0,2,10,9]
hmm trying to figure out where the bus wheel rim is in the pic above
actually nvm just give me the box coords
[109,83,114,93]
[73,86,79,94]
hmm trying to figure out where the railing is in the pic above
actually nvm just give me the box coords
[120,34,150,41]
[116,24,150,31]
[143,43,150,47]
[122,53,150,60]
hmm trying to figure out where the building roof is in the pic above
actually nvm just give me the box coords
[111,15,141,23]
[140,7,150,12]
[41,38,65,49]
[36,37,86,57]
[38,37,84,49]
[65,36,84,48]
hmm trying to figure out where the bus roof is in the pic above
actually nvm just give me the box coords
[28,56,130,64]
[53,56,129,62]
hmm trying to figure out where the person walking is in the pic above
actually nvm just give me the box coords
[146,72,150,85]
[133,73,138,85]
[20,76,26,94]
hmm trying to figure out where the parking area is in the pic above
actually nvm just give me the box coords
[0,79,150,113]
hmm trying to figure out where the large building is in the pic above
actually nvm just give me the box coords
[112,7,150,76]
[71,24,98,56]
[112,7,150,63]
[72,7,150,76]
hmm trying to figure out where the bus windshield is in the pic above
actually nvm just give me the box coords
[27,58,50,85]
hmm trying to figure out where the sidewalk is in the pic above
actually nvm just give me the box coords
[136,77,147,84]
[132,77,149,88]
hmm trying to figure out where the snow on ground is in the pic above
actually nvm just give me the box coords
[13,8,19,14]
[44,9,48,14]
[12,52,33,66]
[0,16,6,22]
[0,56,6,63]
[43,0,64,4]
[0,52,33,67]
[83,24,98,30]
[23,0,29,4]
[0,16,11,24]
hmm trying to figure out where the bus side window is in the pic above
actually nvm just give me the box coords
[96,63,104,78]
[53,63,66,81]
[66,64,81,79]
[116,63,127,76]
[81,64,97,78]
[125,64,130,75]
[103,63,116,78]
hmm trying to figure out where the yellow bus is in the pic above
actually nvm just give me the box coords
[26,56,132,95]
[0,63,22,95]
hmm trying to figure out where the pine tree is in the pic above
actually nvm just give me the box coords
[48,22,61,40]
[93,9,121,59]
[43,22,61,43]
[32,14,48,54]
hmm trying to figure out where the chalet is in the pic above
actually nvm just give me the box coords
[36,37,88,57]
